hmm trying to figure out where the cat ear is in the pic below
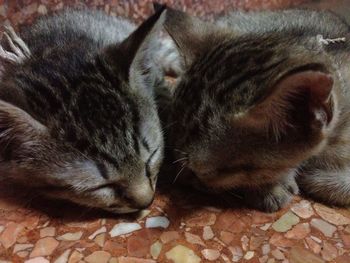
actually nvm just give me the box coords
[0,100,47,158]
[117,6,166,93]
[247,70,334,137]
[163,8,220,66]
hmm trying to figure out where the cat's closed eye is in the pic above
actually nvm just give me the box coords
[145,147,160,177]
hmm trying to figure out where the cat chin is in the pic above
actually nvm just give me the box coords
[189,167,298,193]
[175,159,298,194]
[60,195,140,214]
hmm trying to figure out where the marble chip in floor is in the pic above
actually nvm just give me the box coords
[1,182,350,263]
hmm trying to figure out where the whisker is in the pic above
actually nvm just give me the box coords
[228,190,243,199]
[172,164,186,184]
[172,157,188,164]
[163,121,178,130]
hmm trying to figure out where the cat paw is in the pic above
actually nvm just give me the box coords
[282,175,299,195]
[0,25,30,64]
[258,184,295,212]
[244,177,299,212]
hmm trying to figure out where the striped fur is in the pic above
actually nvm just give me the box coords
[164,8,350,211]
[0,9,166,214]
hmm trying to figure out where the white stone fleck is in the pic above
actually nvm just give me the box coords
[150,241,162,259]
[185,232,205,246]
[41,221,50,228]
[145,216,170,229]
[57,231,83,241]
[53,249,71,263]
[155,207,167,215]
[85,251,111,263]
[229,246,243,262]
[310,235,322,243]
[13,243,34,253]
[244,251,255,260]
[260,223,272,231]
[165,245,201,263]
[335,242,344,248]
[314,203,350,225]
[88,226,106,240]
[39,227,55,238]
[262,243,270,255]
[271,249,285,260]
[214,237,227,247]
[241,235,249,251]
[311,218,337,237]
[109,223,142,237]
[203,226,214,240]
[221,254,231,262]
[272,212,300,232]
[94,233,105,247]
[201,249,220,261]
[291,200,314,219]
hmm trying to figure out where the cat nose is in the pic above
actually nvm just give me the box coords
[127,183,155,209]
[133,194,155,209]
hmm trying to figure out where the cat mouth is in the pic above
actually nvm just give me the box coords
[177,168,222,192]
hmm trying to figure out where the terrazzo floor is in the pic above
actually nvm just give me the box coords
[2,182,350,263]
[2,0,350,262]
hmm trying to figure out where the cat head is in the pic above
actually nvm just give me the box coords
[164,8,339,191]
[0,8,166,214]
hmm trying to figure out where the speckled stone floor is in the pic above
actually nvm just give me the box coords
[1,0,350,263]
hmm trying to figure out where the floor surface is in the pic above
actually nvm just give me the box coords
[1,0,350,262]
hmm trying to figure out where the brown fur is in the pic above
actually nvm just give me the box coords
[163,8,350,211]
[0,9,166,214]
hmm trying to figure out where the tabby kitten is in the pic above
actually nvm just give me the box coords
[0,8,166,214]
[163,8,350,211]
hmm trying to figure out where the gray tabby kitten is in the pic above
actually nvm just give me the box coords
[0,8,166,214]
[163,7,350,212]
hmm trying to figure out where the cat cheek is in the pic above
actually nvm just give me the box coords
[88,187,121,208]
[199,173,243,189]
[149,150,163,169]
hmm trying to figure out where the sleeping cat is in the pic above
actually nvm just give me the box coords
[163,7,350,211]
[0,8,166,214]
